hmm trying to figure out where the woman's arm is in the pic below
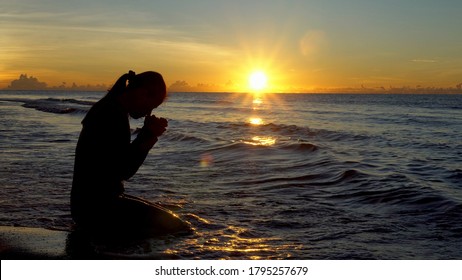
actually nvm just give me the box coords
[121,115,167,180]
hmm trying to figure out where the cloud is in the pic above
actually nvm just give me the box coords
[168,80,224,92]
[7,74,47,90]
[168,80,192,92]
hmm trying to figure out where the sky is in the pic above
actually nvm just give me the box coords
[1,0,462,92]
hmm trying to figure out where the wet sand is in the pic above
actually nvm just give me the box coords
[0,226,69,259]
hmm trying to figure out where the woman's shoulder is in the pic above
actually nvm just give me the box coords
[82,96,125,126]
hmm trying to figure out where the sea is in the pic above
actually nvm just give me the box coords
[0,90,461,259]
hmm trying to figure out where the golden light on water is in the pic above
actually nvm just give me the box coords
[250,136,276,146]
[245,97,277,146]
[252,97,263,105]
[249,117,264,125]
[162,225,301,259]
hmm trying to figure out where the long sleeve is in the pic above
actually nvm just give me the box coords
[122,129,157,180]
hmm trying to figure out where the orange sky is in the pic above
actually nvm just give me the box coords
[1,1,462,92]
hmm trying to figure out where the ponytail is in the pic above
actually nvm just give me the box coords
[107,70,136,97]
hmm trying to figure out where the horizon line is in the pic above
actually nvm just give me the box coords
[1,88,461,95]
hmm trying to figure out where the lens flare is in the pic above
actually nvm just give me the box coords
[200,153,214,167]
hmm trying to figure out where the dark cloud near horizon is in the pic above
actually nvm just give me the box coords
[5,74,108,91]
[168,80,223,92]
[7,74,47,90]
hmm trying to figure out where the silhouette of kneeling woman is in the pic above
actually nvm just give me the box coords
[71,71,190,237]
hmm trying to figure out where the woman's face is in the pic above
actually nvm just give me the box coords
[124,87,163,119]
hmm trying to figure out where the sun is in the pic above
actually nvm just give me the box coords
[248,71,268,91]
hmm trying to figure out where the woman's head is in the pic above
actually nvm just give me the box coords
[110,71,167,119]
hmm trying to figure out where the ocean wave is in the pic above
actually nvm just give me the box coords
[21,98,91,114]
[177,119,370,153]
[209,139,319,153]
[332,179,462,216]
[234,173,326,187]
[230,169,367,192]
[22,103,83,114]
[447,169,462,182]
[219,121,373,144]
[164,131,211,144]
[45,97,94,106]
[280,142,318,152]
[211,141,271,152]
[279,123,376,143]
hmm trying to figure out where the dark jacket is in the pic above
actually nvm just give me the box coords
[71,94,152,221]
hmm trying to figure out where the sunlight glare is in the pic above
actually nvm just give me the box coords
[249,117,263,125]
[242,136,276,146]
[248,71,268,91]
[252,136,276,146]
[252,98,263,105]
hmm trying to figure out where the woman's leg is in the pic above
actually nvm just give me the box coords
[114,194,192,236]
[120,193,155,205]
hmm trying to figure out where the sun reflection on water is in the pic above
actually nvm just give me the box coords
[246,100,277,146]
[162,225,301,259]
[249,117,264,125]
[252,97,263,105]
[242,136,276,146]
